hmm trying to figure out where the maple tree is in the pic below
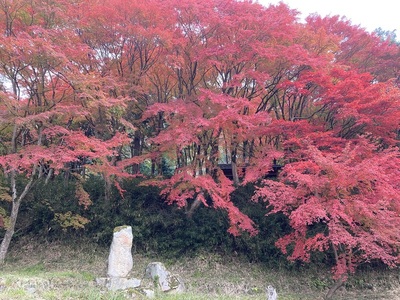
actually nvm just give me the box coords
[306,14,400,82]
[253,138,400,297]
[139,0,302,234]
[138,1,400,296]
[0,0,130,263]
[0,1,398,295]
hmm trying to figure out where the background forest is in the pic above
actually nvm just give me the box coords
[0,0,399,298]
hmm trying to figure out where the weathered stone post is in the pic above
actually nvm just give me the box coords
[107,225,133,278]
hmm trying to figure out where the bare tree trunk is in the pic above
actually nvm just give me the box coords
[130,130,142,174]
[231,147,239,185]
[45,168,53,185]
[325,275,346,300]
[186,192,204,218]
[324,243,347,299]
[0,171,35,264]
[231,160,239,185]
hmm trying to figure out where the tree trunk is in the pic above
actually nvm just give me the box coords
[231,160,239,185]
[0,171,34,264]
[130,130,142,174]
[231,147,239,185]
[325,275,346,300]
[0,196,22,264]
[325,243,347,299]
[186,192,204,218]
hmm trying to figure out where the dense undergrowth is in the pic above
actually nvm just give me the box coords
[3,175,297,266]
[0,175,391,275]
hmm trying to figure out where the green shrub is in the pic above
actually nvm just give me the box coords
[9,175,328,270]
[9,176,84,239]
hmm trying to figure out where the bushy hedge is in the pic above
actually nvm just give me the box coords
[11,175,294,266]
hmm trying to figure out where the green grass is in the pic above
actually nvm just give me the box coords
[152,293,306,300]
[157,294,264,300]
[19,263,46,275]
[41,288,126,300]
[0,237,399,300]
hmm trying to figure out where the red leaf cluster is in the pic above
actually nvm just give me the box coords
[0,0,399,279]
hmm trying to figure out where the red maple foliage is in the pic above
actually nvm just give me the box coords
[137,3,400,288]
[0,0,131,262]
[254,140,400,278]
[0,2,399,294]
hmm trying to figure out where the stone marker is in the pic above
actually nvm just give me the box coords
[97,226,184,297]
[266,285,278,300]
[107,225,134,278]
[144,262,185,293]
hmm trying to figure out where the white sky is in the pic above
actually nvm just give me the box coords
[258,0,399,33]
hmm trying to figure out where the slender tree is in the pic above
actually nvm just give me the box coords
[0,0,130,263]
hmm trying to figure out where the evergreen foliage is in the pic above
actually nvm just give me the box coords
[1,175,295,266]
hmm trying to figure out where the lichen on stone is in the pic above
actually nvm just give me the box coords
[113,225,130,233]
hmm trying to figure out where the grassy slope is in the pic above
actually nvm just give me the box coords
[0,237,399,300]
